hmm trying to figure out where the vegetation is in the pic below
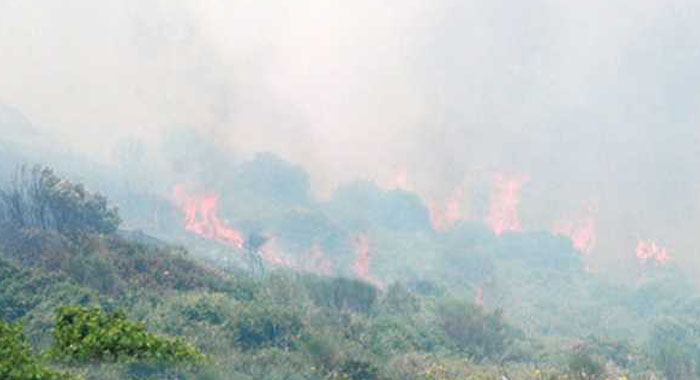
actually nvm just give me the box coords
[0,321,79,380]
[50,306,203,363]
[228,301,303,350]
[567,352,604,380]
[0,165,697,379]
[437,298,515,361]
[0,166,120,238]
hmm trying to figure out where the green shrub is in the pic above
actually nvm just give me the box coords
[339,359,380,380]
[0,320,79,380]
[301,334,342,371]
[229,302,303,350]
[436,299,514,361]
[567,351,604,380]
[366,316,439,357]
[50,306,203,364]
[647,317,700,380]
[0,166,120,239]
[178,295,229,325]
[405,279,444,297]
[380,283,419,315]
[63,253,119,294]
[306,277,377,314]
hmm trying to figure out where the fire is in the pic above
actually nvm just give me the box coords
[393,167,409,190]
[304,243,335,276]
[474,286,484,307]
[636,240,671,265]
[429,188,464,231]
[553,205,597,255]
[173,185,244,248]
[486,174,525,235]
[352,234,371,279]
[259,237,295,267]
[352,234,383,288]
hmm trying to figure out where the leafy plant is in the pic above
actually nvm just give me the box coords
[339,358,380,380]
[306,277,378,314]
[0,166,120,239]
[228,301,303,350]
[567,351,605,380]
[436,299,514,361]
[0,320,79,380]
[647,317,700,380]
[50,306,203,364]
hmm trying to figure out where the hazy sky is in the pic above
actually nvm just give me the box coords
[1,1,700,271]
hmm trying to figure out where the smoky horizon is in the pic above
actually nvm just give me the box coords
[2,1,699,281]
[4,3,700,379]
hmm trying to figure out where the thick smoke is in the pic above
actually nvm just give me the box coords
[1,0,699,275]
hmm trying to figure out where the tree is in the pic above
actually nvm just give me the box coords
[0,166,121,238]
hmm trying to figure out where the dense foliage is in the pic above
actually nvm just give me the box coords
[1,165,698,379]
[0,166,120,238]
[0,321,79,380]
[50,306,203,364]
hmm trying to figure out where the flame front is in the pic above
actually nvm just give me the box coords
[636,239,670,265]
[352,234,383,288]
[306,243,335,276]
[553,204,597,255]
[487,174,524,235]
[474,286,484,307]
[429,187,465,232]
[173,185,244,249]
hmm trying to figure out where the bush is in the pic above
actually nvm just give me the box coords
[568,351,605,380]
[306,277,378,314]
[339,359,380,380]
[380,283,419,315]
[647,317,700,380]
[0,166,120,239]
[0,320,79,380]
[366,316,439,357]
[177,294,229,325]
[229,302,303,350]
[63,253,119,294]
[436,299,514,361]
[50,306,203,364]
[301,334,342,371]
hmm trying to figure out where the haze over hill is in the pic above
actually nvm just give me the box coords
[2,2,700,379]
[2,1,700,279]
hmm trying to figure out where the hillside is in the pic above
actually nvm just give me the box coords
[0,165,699,380]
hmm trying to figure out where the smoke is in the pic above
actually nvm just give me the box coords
[1,1,700,274]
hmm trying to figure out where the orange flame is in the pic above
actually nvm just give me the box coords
[474,286,484,307]
[304,243,335,276]
[429,188,464,231]
[393,167,409,190]
[259,237,295,267]
[173,185,244,248]
[352,234,384,288]
[636,239,671,265]
[553,204,597,255]
[487,174,525,235]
